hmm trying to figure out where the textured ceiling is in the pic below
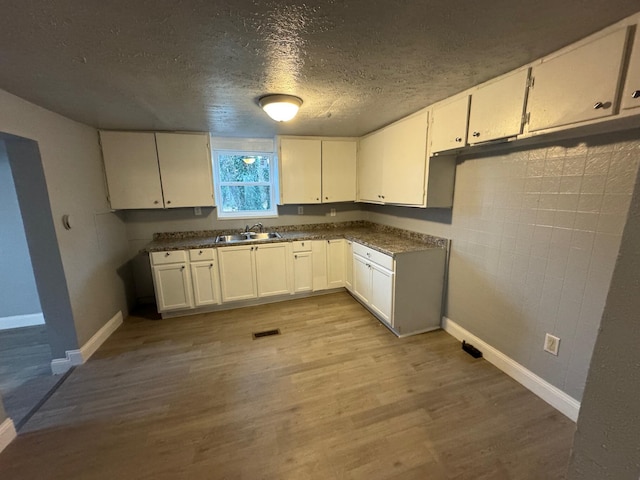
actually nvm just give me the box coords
[0,1,638,137]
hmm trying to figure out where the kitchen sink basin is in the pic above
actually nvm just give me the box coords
[215,232,281,243]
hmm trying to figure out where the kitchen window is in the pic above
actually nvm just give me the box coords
[212,150,277,219]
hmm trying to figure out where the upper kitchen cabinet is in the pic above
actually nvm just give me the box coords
[279,137,357,204]
[621,27,640,112]
[526,27,629,132]
[321,140,356,202]
[382,111,428,205]
[467,69,529,144]
[279,138,322,204]
[100,131,214,210]
[357,130,385,203]
[430,96,469,154]
[100,131,164,209]
[155,133,215,208]
[357,111,429,206]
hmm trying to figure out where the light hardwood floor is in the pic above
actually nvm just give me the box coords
[0,293,575,479]
[0,325,60,428]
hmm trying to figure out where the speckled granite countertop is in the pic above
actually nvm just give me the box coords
[143,221,448,257]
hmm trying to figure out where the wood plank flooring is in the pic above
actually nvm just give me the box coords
[0,325,60,428]
[0,293,575,479]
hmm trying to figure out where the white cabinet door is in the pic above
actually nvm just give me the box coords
[527,28,628,132]
[280,138,322,204]
[218,246,257,302]
[345,240,354,292]
[370,263,394,326]
[621,28,640,111]
[382,112,428,205]
[357,131,384,202]
[326,239,345,289]
[293,251,313,293]
[155,133,214,208]
[255,243,291,297]
[352,254,371,304]
[153,263,194,312]
[311,240,328,291]
[190,261,219,307]
[468,69,529,144]
[430,96,470,154]
[321,140,356,203]
[100,131,164,209]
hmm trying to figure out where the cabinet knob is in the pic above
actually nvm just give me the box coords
[472,132,480,137]
[593,101,604,109]
[165,252,170,256]
[325,196,329,200]
[154,200,159,204]
[301,242,304,247]
[366,252,371,257]
[209,263,213,267]
[294,254,298,259]
[199,250,203,254]
[167,200,172,204]
[181,266,185,271]
[316,198,319,201]
[455,137,462,142]
[632,90,640,99]
[381,195,385,199]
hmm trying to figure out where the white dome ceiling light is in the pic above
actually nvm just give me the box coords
[259,94,303,122]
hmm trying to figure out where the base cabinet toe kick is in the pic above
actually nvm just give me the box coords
[149,238,447,337]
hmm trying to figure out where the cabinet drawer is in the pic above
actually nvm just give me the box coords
[189,248,216,261]
[352,242,394,270]
[150,250,187,265]
[292,240,312,252]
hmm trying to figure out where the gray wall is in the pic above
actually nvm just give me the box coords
[125,202,362,301]
[567,156,640,479]
[0,88,131,351]
[0,141,41,318]
[365,131,639,401]
[0,395,5,423]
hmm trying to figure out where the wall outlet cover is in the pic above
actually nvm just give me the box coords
[298,206,304,215]
[330,208,336,217]
[544,333,560,356]
[194,206,202,216]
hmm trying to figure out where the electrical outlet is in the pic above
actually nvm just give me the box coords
[194,207,202,216]
[544,333,560,356]
[330,208,336,217]
[298,206,304,215]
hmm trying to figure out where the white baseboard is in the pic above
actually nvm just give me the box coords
[51,311,123,375]
[0,312,45,330]
[442,316,581,422]
[0,418,17,454]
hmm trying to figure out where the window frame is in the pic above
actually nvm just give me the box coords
[212,149,278,220]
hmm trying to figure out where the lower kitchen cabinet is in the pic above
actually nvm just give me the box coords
[190,249,220,307]
[351,242,445,336]
[312,240,328,291]
[150,251,194,312]
[292,241,313,293]
[255,243,291,297]
[345,240,354,291]
[218,245,258,302]
[326,239,346,289]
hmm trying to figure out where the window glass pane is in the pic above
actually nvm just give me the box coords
[218,155,271,183]
[220,185,272,212]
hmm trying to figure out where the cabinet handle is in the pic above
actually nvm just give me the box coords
[209,263,213,267]
[294,254,297,259]
[255,246,258,250]
[366,252,371,257]
[381,195,385,199]
[301,242,304,247]
[455,137,462,142]
[325,196,329,200]
[167,200,172,204]
[632,90,640,99]
[154,200,159,205]
[181,266,185,271]
[593,102,604,109]
[165,252,170,256]
[199,250,203,254]
[472,132,480,137]
[316,197,320,201]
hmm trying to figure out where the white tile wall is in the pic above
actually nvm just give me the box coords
[448,136,640,400]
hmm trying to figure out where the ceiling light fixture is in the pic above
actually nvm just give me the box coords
[259,94,303,122]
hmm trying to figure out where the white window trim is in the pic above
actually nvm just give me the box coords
[212,149,278,220]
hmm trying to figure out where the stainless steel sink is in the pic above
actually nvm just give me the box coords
[215,232,281,243]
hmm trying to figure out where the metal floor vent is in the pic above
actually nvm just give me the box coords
[252,328,281,339]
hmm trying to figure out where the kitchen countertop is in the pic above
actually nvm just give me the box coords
[142,221,448,257]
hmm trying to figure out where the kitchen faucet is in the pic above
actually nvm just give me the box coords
[244,222,264,233]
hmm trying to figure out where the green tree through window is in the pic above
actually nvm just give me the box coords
[213,152,277,218]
